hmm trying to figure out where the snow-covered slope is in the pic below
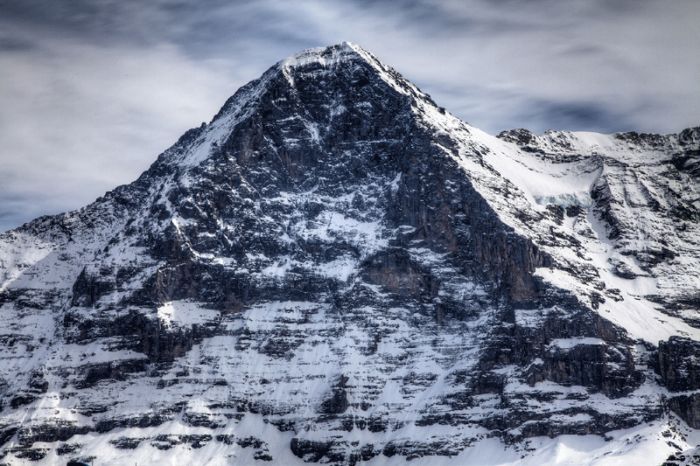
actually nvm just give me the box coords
[491,127,700,342]
[0,42,699,465]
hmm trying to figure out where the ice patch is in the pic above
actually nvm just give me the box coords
[548,337,606,350]
[157,301,220,327]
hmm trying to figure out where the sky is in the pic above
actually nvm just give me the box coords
[0,0,699,231]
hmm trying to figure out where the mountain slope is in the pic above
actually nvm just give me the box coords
[0,42,699,465]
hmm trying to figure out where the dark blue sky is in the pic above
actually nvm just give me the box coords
[0,0,699,231]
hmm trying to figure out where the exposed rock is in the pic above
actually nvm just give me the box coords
[657,337,700,391]
[667,395,700,429]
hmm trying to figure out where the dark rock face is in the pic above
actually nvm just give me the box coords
[0,43,698,464]
[539,340,640,397]
[667,396,700,429]
[319,374,350,415]
[657,337,700,392]
[657,337,700,427]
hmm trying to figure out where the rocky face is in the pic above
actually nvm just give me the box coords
[0,43,698,465]
[656,337,700,428]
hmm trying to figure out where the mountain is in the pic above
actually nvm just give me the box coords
[0,42,699,465]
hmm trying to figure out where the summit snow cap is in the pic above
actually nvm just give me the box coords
[278,41,367,69]
[276,42,430,100]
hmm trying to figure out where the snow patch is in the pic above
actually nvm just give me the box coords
[548,337,606,350]
[157,301,220,327]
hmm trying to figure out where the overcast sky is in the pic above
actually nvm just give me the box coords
[1,0,699,231]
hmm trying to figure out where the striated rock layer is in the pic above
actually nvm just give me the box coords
[0,43,699,465]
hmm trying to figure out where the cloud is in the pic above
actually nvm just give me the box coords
[0,0,699,231]
[0,35,238,230]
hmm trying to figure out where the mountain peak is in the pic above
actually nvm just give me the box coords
[274,41,419,99]
[174,43,449,170]
[278,41,368,69]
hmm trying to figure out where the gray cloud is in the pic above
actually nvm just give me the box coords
[1,0,699,231]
